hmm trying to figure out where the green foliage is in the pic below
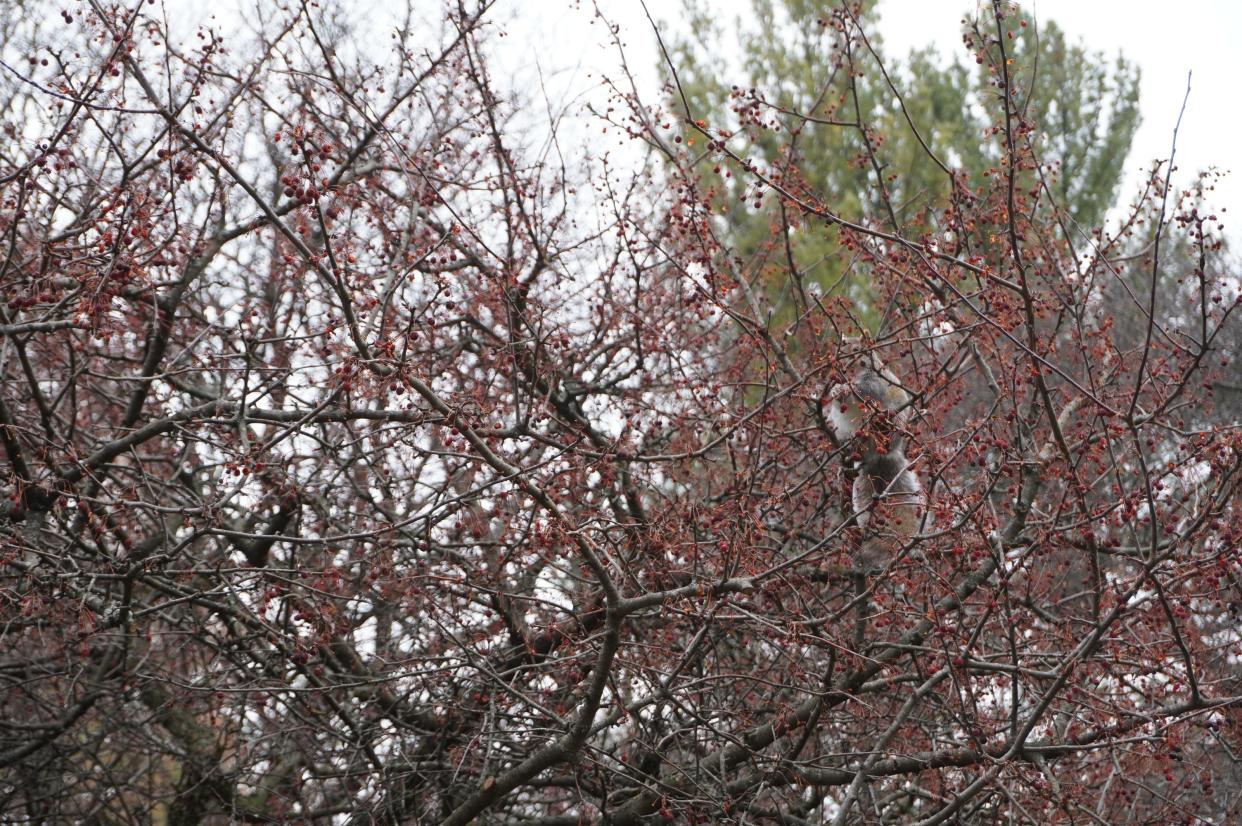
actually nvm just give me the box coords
[1014,22,1141,233]
[663,0,1141,328]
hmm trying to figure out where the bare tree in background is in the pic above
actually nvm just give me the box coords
[1,1,1239,823]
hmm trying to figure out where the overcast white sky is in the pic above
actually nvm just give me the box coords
[169,0,1240,234]
[493,0,1241,234]
[879,1,1241,226]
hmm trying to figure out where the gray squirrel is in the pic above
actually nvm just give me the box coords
[824,350,926,570]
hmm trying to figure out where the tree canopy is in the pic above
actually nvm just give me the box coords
[665,0,1141,326]
[0,1,1237,824]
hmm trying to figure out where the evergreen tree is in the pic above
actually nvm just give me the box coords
[663,0,1141,326]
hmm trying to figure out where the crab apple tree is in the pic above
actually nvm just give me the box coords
[0,1,1240,824]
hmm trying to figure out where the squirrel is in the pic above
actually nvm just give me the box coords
[824,348,927,571]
